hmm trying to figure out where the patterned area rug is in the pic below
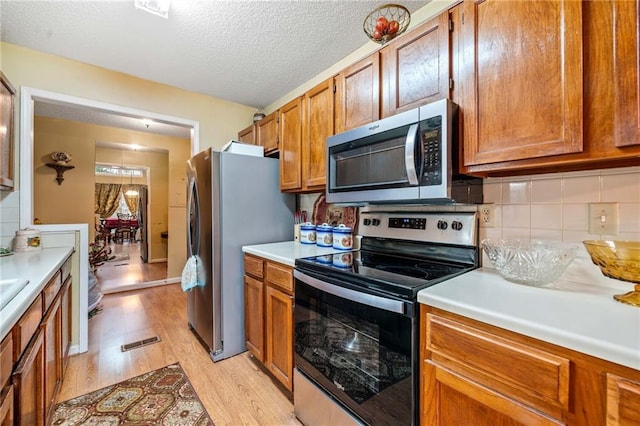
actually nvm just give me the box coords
[52,363,214,425]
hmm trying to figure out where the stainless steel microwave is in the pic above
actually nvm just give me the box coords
[326,98,482,205]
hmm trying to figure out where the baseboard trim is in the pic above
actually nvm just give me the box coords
[102,276,180,294]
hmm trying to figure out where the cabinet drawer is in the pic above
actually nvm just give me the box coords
[0,333,13,390]
[425,313,570,414]
[265,262,293,293]
[42,270,62,314]
[61,256,72,283]
[12,294,43,360]
[244,255,264,279]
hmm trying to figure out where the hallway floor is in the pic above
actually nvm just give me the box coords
[95,242,168,293]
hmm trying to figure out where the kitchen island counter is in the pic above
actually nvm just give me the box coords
[242,241,347,267]
[0,246,74,340]
[417,265,640,371]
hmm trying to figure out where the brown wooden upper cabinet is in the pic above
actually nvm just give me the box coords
[381,12,450,117]
[302,79,334,191]
[0,71,16,191]
[455,0,640,176]
[278,97,303,191]
[459,0,584,167]
[256,110,278,155]
[613,0,640,148]
[237,123,256,145]
[334,53,381,133]
[279,78,335,193]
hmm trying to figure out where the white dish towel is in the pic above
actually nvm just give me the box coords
[181,255,205,292]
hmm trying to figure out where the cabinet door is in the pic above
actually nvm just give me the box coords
[461,0,583,166]
[0,72,15,191]
[60,276,72,375]
[422,363,564,426]
[237,124,256,145]
[613,0,640,147]
[43,295,61,424]
[607,374,640,425]
[381,12,450,117]
[257,110,278,154]
[302,78,334,191]
[265,286,293,392]
[279,97,303,191]
[335,53,380,133]
[0,386,13,426]
[12,328,44,426]
[244,275,264,363]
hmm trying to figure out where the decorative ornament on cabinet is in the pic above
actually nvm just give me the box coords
[363,3,410,44]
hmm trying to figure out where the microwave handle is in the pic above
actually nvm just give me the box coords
[404,123,420,185]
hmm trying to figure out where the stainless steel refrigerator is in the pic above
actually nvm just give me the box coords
[186,148,294,361]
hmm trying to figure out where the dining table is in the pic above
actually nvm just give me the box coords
[102,218,139,230]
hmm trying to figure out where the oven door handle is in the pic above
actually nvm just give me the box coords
[294,270,405,314]
[404,123,420,186]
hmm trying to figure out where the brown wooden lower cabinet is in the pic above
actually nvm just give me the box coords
[43,294,62,422]
[243,253,294,392]
[265,285,293,391]
[60,276,72,375]
[0,385,13,426]
[5,252,73,426]
[13,328,44,426]
[244,274,264,363]
[420,305,640,425]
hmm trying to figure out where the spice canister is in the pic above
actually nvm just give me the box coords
[14,228,42,252]
[316,223,333,247]
[332,224,353,250]
[299,222,317,245]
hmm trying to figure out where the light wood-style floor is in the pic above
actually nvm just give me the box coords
[96,242,168,293]
[57,284,301,425]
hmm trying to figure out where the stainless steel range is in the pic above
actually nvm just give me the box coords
[293,210,479,426]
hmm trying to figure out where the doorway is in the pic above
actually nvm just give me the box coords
[20,86,200,354]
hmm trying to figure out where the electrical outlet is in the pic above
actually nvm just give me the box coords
[588,203,619,235]
[479,204,494,227]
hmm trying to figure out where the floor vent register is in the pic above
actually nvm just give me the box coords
[120,336,162,352]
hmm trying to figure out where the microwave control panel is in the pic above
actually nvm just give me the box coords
[420,115,443,186]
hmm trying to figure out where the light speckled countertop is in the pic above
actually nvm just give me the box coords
[242,241,347,266]
[417,265,640,371]
[0,247,74,340]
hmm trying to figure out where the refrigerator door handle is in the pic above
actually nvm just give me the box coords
[187,176,200,257]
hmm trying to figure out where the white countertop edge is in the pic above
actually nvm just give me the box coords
[0,246,74,340]
[242,241,347,267]
[419,292,640,370]
[242,245,296,266]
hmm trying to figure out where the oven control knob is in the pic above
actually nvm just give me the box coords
[372,218,381,226]
[437,220,448,230]
[363,218,371,226]
[452,220,463,231]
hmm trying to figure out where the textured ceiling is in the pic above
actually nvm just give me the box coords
[2,0,429,109]
[34,101,193,139]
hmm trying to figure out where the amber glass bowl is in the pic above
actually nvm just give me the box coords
[583,240,640,307]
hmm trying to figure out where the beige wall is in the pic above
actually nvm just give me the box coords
[32,115,189,275]
[0,41,258,247]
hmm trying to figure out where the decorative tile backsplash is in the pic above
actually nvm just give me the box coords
[479,166,640,244]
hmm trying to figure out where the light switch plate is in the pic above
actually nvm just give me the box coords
[588,203,619,235]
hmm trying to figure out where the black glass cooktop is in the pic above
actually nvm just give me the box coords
[295,249,474,300]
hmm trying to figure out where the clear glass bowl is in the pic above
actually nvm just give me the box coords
[583,240,640,306]
[482,239,577,286]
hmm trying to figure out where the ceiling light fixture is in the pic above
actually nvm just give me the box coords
[122,147,139,197]
[134,0,171,19]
